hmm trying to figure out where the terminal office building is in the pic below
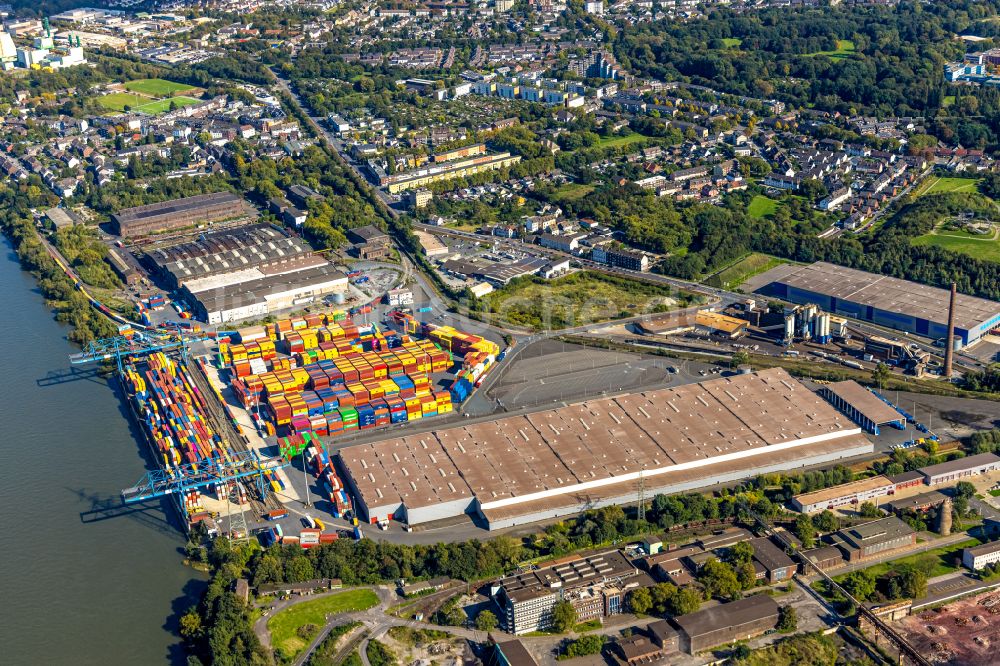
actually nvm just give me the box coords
[755,261,1000,349]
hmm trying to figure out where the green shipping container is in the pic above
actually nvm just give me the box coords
[338,407,358,422]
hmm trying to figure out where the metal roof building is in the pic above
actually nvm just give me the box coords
[338,368,873,528]
[112,192,255,237]
[819,381,905,434]
[919,453,1000,486]
[672,595,780,654]
[753,261,1000,348]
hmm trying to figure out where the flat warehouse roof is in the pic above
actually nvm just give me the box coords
[340,368,865,517]
[191,264,347,312]
[793,475,894,507]
[823,381,902,425]
[113,192,243,223]
[762,261,1000,331]
[919,452,1000,478]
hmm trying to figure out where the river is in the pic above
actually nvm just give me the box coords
[0,237,204,665]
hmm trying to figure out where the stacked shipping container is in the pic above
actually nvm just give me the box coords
[124,352,237,516]
[226,313,457,439]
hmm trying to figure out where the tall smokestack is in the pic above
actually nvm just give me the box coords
[944,282,957,378]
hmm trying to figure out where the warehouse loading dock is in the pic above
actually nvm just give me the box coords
[820,380,905,434]
[338,368,874,528]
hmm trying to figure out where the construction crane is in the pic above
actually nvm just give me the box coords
[121,450,288,521]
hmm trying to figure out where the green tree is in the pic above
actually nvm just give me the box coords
[475,610,498,632]
[843,569,876,601]
[794,514,817,549]
[737,562,758,590]
[814,510,840,532]
[564,634,605,658]
[872,362,890,391]
[726,541,754,565]
[699,559,742,601]
[552,600,578,633]
[859,501,881,518]
[956,481,976,499]
[179,608,203,641]
[731,349,750,369]
[776,605,797,633]
[667,587,702,616]
[628,587,653,615]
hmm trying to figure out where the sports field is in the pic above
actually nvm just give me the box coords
[704,253,787,289]
[123,78,196,96]
[97,93,201,114]
[912,176,982,198]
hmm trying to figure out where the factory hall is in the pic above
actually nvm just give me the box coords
[753,261,1000,348]
[337,368,874,529]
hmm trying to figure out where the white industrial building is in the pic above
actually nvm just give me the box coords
[963,541,1000,571]
[338,368,874,528]
[189,264,348,324]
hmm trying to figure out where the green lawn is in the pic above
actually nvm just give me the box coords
[747,195,781,219]
[834,538,981,581]
[267,589,379,662]
[721,38,742,48]
[481,271,695,331]
[990,489,1000,497]
[704,253,787,289]
[942,95,956,108]
[552,183,596,202]
[913,176,982,197]
[807,39,857,61]
[97,93,201,114]
[123,78,196,96]
[596,132,646,149]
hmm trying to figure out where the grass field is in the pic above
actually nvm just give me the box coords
[123,78,195,96]
[747,195,781,219]
[912,228,1000,263]
[551,183,596,202]
[596,132,646,149]
[721,37,742,48]
[704,253,787,289]
[97,93,201,114]
[481,271,692,331]
[807,39,857,61]
[267,589,378,662]
[834,538,981,581]
[913,176,982,198]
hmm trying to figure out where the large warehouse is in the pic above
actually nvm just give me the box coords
[144,223,349,324]
[754,261,1000,348]
[188,264,348,324]
[147,223,327,290]
[338,368,874,529]
[112,192,256,237]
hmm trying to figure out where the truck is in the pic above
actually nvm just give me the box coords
[418,306,433,313]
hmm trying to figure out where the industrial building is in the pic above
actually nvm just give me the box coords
[112,192,255,237]
[146,224,326,290]
[338,369,873,528]
[791,475,895,513]
[615,621,679,664]
[819,381,905,434]
[671,595,780,654]
[918,453,1000,486]
[188,264,348,324]
[747,536,796,583]
[141,223,348,324]
[490,550,649,635]
[827,516,916,562]
[754,261,1000,348]
[963,540,1000,571]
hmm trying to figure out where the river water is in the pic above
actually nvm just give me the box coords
[0,237,204,665]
